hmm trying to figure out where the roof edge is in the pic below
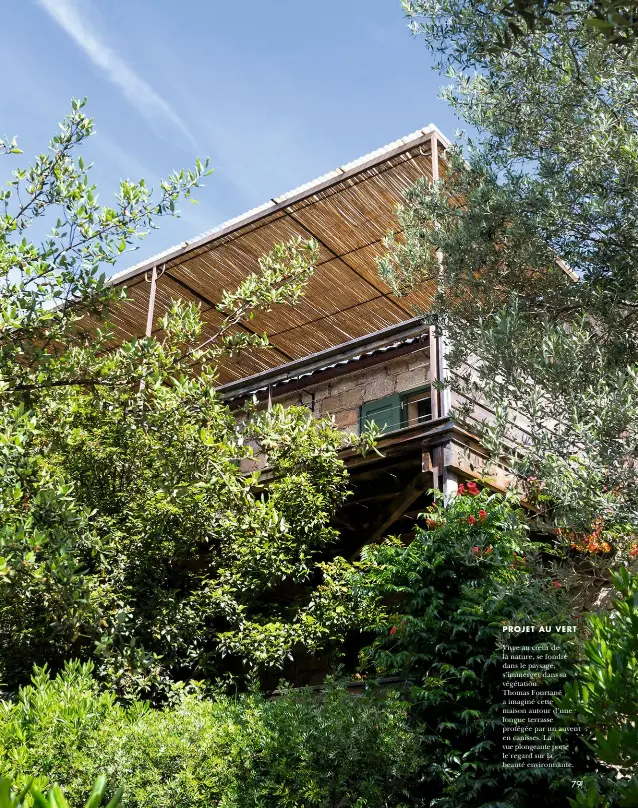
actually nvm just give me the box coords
[110,124,450,289]
[218,317,428,400]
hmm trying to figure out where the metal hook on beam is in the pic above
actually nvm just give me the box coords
[144,263,166,284]
[144,263,166,337]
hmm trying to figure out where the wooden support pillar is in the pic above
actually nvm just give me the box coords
[139,264,164,393]
[429,132,447,421]
[145,265,159,337]
[437,331,451,419]
[429,326,440,421]
[430,131,439,182]
[355,470,432,553]
[430,131,453,484]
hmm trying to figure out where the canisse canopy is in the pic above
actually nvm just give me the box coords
[87,125,448,384]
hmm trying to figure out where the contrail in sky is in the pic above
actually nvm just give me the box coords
[37,0,198,151]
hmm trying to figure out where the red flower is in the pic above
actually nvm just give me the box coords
[472,546,480,555]
[467,482,479,495]
[478,509,487,520]
[390,626,397,635]
[457,484,466,495]
[553,581,562,589]
[468,515,477,525]
[485,546,493,554]
[630,547,638,558]
[574,614,580,620]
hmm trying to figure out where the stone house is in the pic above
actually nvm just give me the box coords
[94,124,515,558]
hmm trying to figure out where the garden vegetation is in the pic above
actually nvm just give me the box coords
[2,3,638,797]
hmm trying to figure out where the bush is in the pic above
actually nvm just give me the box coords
[558,567,638,807]
[355,487,588,807]
[0,776,122,808]
[0,106,373,700]
[0,662,418,808]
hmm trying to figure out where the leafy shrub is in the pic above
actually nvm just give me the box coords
[0,662,418,808]
[558,568,638,807]
[0,106,376,700]
[0,301,376,700]
[0,776,122,808]
[354,487,587,807]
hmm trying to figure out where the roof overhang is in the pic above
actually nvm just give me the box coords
[86,124,449,385]
[218,317,430,402]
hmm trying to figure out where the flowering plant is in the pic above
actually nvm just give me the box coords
[355,487,578,806]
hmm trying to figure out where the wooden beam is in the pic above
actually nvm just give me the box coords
[430,131,440,182]
[359,470,432,550]
[139,264,161,393]
[145,265,159,337]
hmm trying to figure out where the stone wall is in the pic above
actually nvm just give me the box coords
[274,347,431,434]
[238,348,431,475]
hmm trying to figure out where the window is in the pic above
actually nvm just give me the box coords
[360,387,432,434]
[403,388,432,427]
[360,393,402,434]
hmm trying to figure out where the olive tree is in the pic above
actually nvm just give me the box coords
[381,3,638,544]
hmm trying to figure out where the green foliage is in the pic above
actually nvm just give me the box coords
[461,0,638,50]
[0,776,122,808]
[0,662,418,808]
[557,568,638,806]
[1,341,375,694]
[353,488,582,807]
[381,0,638,538]
[0,105,374,699]
[0,97,210,399]
[0,295,373,698]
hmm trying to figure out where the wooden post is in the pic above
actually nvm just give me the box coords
[140,264,160,393]
[438,332,451,418]
[429,325,440,420]
[357,471,431,549]
[429,131,443,420]
[430,131,439,183]
[430,131,453,493]
[145,265,158,337]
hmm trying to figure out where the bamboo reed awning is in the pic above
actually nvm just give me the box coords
[91,124,449,385]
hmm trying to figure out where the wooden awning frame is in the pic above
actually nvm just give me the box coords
[91,125,450,385]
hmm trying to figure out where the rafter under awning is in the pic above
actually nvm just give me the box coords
[84,125,449,385]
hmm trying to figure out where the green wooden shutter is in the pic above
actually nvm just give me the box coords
[360,393,402,434]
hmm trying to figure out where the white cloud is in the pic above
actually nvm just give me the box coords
[37,0,198,151]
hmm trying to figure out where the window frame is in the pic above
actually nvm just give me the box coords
[359,385,433,435]
[400,385,432,429]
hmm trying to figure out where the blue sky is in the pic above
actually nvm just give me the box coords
[1,0,462,273]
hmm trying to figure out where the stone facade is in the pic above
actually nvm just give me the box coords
[239,348,431,474]
[274,347,431,434]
